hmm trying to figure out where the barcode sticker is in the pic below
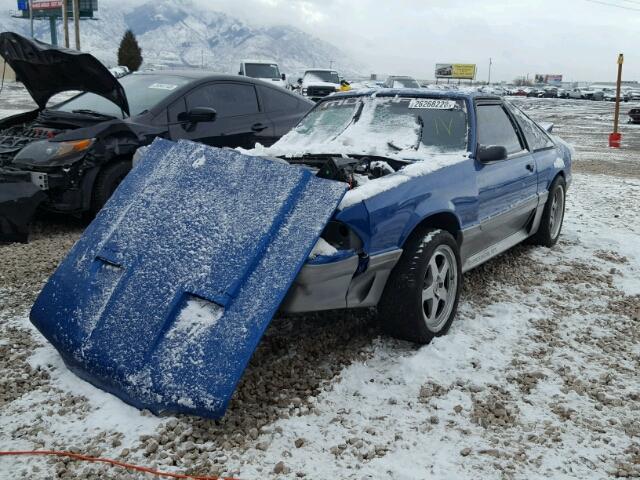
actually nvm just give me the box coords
[408,99,456,109]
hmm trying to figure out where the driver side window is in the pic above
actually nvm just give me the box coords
[476,104,523,155]
[185,83,259,119]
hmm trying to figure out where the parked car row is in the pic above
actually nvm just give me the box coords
[502,85,637,101]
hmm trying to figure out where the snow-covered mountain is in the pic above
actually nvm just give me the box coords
[0,0,366,78]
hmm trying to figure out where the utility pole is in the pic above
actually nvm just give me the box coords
[62,0,69,48]
[72,0,80,50]
[488,57,492,85]
[29,0,34,38]
[329,59,334,69]
[609,53,624,148]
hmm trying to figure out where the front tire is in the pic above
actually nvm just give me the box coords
[378,228,462,344]
[531,176,566,247]
[91,161,131,215]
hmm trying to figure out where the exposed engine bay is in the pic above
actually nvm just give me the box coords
[282,154,407,256]
[285,154,404,188]
[0,123,62,166]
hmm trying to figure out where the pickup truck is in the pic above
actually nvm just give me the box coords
[297,69,341,102]
[238,60,287,88]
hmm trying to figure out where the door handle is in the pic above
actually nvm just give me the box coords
[251,123,268,132]
[526,163,535,172]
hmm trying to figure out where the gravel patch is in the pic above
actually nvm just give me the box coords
[1,96,639,479]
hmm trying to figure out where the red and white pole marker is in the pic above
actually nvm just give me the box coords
[609,53,624,148]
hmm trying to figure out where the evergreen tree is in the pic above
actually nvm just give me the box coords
[117,30,143,72]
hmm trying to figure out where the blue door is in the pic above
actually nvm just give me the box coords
[474,102,538,249]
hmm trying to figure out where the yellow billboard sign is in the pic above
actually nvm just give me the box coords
[435,63,477,80]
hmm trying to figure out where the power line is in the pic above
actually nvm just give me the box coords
[584,0,640,11]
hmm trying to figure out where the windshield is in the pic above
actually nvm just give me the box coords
[270,96,468,160]
[392,78,421,89]
[53,74,192,118]
[245,63,281,79]
[304,71,340,84]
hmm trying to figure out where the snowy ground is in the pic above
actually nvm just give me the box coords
[0,88,639,479]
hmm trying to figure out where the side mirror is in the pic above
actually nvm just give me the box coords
[178,107,217,124]
[281,73,286,80]
[238,71,243,75]
[297,78,303,85]
[477,145,508,162]
[177,107,217,131]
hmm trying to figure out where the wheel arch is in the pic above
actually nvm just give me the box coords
[83,155,133,212]
[401,210,463,248]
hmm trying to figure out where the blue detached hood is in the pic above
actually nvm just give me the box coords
[30,139,346,418]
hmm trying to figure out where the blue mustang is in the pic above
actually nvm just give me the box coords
[268,89,572,344]
[29,88,572,418]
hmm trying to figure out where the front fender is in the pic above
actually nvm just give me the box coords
[399,202,462,247]
[356,159,476,254]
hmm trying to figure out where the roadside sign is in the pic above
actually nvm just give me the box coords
[32,0,62,9]
[435,63,476,80]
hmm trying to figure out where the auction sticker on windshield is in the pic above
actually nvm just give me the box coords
[408,99,457,109]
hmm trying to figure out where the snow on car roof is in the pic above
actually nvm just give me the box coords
[331,87,500,101]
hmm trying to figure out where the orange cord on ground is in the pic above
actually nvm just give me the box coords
[0,450,240,480]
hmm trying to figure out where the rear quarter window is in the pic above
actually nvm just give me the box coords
[505,103,555,151]
[258,86,300,112]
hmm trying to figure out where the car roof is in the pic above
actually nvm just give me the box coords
[241,59,278,64]
[304,68,337,72]
[330,87,501,101]
[130,70,297,92]
[133,70,251,81]
[126,70,312,117]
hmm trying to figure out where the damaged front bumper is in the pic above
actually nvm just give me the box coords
[0,170,47,242]
[281,248,402,313]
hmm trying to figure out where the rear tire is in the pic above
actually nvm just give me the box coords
[91,161,131,215]
[378,228,462,344]
[530,176,566,247]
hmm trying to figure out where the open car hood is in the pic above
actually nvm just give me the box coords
[0,32,129,115]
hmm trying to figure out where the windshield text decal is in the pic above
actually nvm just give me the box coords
[408,99,457,109]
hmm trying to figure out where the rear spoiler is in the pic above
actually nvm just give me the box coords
[539,122,554,133]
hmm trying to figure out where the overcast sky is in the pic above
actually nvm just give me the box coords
[197,0,640,83]
[4,0,638,82]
